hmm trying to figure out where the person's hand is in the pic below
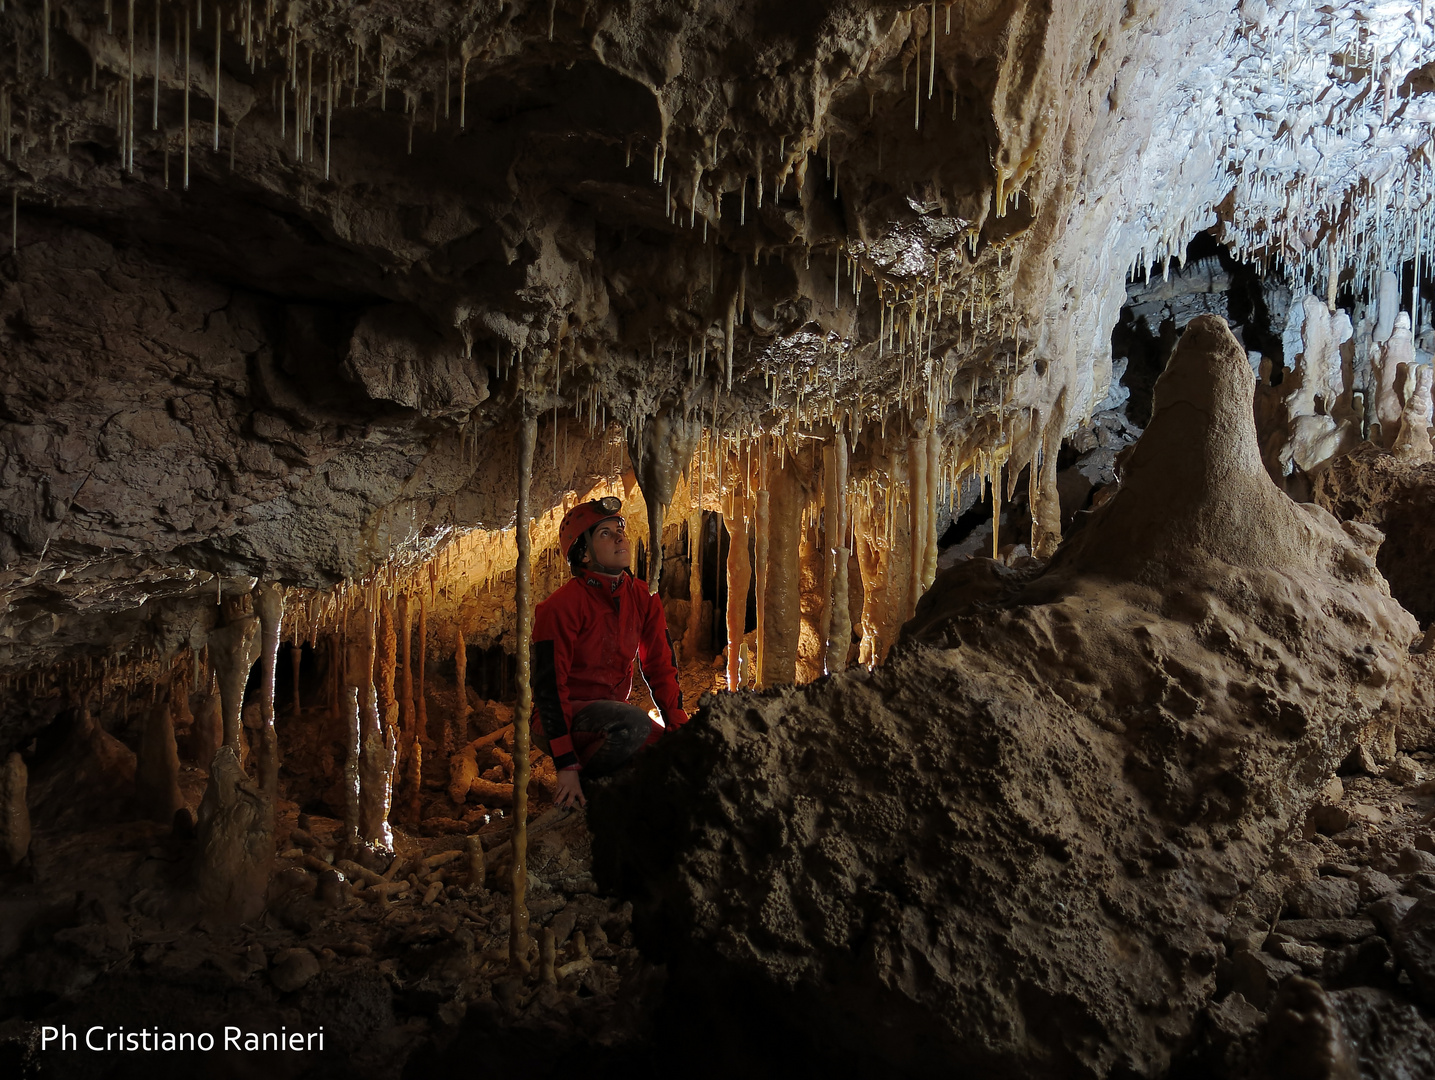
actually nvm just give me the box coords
[555,768,586,809]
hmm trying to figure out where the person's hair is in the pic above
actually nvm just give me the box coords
[566,534,588,576]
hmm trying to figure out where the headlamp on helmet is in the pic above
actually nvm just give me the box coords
[559,497,625,572]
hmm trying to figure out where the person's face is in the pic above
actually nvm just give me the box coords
[585,516,630,571]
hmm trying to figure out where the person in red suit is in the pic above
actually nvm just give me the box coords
[532,496,689,809]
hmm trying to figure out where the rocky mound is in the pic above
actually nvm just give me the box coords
[589,315,1419,1078]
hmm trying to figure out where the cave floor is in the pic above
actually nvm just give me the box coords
[4,654,1435,1079]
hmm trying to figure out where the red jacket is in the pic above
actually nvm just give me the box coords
[532,570,688,770]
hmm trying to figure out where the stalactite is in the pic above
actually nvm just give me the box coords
[510,412,538,975]
[253,583,283,806]
[210,614,259,758]
[723,499,751,690]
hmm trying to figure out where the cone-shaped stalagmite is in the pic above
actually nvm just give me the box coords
[136,692,183,824]
[1,752,30,868]
[193,745,272,925]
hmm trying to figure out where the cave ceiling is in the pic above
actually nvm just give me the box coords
[2,0,1435,676]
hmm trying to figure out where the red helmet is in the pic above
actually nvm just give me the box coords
[558,496,624,560]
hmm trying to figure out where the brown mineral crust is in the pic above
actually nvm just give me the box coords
[589,316,1418,1077]
[1312,448,1435,627]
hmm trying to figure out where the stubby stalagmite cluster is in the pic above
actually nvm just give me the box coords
[2,1,1435,1078]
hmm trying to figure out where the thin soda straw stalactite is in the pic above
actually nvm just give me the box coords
[213,0,221,152]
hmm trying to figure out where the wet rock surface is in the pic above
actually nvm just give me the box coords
[589,316,1423,1077]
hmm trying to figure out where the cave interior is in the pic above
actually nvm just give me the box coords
[3,1,1435,1078]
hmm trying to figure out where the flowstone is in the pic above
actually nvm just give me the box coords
[590,316,1418,1078]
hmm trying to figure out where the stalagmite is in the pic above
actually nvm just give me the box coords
[754,488,770,683]
[1394,364,1435,462]
[192,745,271,924]
[627,408,700,595]
[253,583,283,803]
[209,613,259,756]
[1029,408,1063,560]
[1374,313,1414,445]
[136,693,183,823]
[453,627,468,746]
[761,459,801,687]
[341,685,361,849]
[723,499,751,690]
[2,751,30,868]
[510,413,537,974]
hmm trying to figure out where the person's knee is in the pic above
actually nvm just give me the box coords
[615,712,653,757]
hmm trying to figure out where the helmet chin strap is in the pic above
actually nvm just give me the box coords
[584,558,628,577]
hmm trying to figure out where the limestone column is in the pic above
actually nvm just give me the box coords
[825,431,852,675]
[908,436,928,619]
[192,669,223,772]
[378,594,398,728]
[761,458,802,687]
[341,686,361,849]
[511,413,538,974]
[682,508,705,660]
[923,427,940,588]
[453,627,469,748]
[2,751,30,868]
[754,488,770,684]
[723,499,752,691]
